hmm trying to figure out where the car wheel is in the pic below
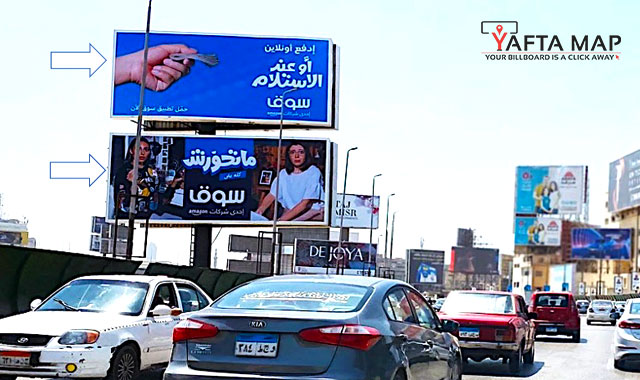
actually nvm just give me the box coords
[392,369,407,380]
[509,345,523,373]
[614,359,625,370]
[105,344,139,380]
[523,341,535,364]
[572,330,581,343]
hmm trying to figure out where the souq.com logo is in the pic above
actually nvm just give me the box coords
[481,21,621,61]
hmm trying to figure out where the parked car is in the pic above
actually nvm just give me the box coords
[613,298,640,370]
[587,300,618,325]
[164,275,463,380]
[528,291,581,342]
[615,301,627,314]
[438,290,536,374]
[0,275,212,380]
[576,300,590,314]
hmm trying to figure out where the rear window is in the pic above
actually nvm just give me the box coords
[535,294,568,307]
[441,292,514,314]
[592,301,613,307]
[214,281,370,312]
[631,303,640,314]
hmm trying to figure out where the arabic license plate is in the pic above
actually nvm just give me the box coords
[235,334,278,358]
[459,328,480,339]
[0,352,30,367]
[546,327,558,333]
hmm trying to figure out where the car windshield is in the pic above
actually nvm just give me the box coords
[215,281,369,312]
[38,279,149,315]
[630,303,640,315]
[441,292,514,314]
[535,294,568,307]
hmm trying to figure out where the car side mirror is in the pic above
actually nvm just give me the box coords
[150,304,172,317]
[527,312,538,320]
[30,299,42,311]
[440,319,459,333]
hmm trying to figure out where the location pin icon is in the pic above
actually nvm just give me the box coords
[496,25,503,34]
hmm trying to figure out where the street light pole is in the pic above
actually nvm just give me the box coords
[384,193,396,269]
[125,0,153,260]
[272,87,297,275]
[369,173,382,276]
[338,147,358,247]
[389,211,397,276]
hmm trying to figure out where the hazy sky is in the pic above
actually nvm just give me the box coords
[1,0,638,267]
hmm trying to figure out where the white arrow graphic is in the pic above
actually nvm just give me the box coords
[50,154,106,187]
[50,44,107,77]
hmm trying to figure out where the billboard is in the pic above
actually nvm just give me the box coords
[111,31,336,128]
[293,239,377,275]
[107,134,334,225]
[515,166,585,215]
[514,216,562,246]
[548,264,576,292]
[570,228,632,260]
[331,194,380,229]
[450,246,499,275]
[608,149,640,212]
[407,250,444,289]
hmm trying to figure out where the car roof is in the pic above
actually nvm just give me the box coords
[450,290,514,296]
[532,291,572,296]
[250,274,401,288]
[72,274,179,284]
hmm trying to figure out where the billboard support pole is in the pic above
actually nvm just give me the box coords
[125,0,153,260]
[339,147,358,273]
[369,174,382,276]
[384,193,396,269]
[389,211,397,263]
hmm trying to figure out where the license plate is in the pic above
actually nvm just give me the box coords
[235,334,278,358]
[0,352,30,367]
[459,328,480,339]
[546,327,558,333]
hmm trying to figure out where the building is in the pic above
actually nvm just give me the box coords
[0,219,31,247]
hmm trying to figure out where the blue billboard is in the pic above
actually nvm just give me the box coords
[514,216,562,246]
[571,228,632,260]
[515,166,585,215]
[111,31,335,128]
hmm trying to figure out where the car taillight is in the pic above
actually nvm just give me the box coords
[495,326,515,342]
[173,319,219,343]
[619,321,640,329]
[299,324,381,351]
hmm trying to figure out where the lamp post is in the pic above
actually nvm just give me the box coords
[272,87,297,275]
[384,193,396,269]
[338,147,358,247]
[389,211,397,263]
[368,173,382,276]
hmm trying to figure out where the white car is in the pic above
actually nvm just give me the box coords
[0,275,212,380]
[613,298,640,370]
[587,299,617,325]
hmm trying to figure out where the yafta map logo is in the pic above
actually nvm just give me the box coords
[481,21,621,61]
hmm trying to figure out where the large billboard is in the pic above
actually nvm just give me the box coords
[330,194,379,229]
[514,216,562,246]
[107,134,334,225]
[111,31,336,128]
[608,150,640,212]
[515,166,585,215]
[450,246,499,275]
[571,228,632,260]
[293,239,377,275]
[407,250,445,289]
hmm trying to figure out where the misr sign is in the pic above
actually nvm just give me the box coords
[331,194,379,229]
[293,239,377,275]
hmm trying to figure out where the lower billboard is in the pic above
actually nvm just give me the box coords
[331,194,380,229]
[514,216,562,246]
[570,228,632,260]
[107,134,334,225]
[407,249,444,289]
[450,246,499,275]
[294,239,377,275]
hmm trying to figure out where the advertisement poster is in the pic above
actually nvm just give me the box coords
[608,149,640,212]
[548,264,576,292]
[514,216,562,246]
[450,246,499,275]
[407,249,445,289]
[331,194,380,229]
[570,228,632,260]
[107,134,334,225]
[515,166,585,215]
[112,31,335,127]
[293,239,377,275]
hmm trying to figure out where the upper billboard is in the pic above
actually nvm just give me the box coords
[571,228,632,260]
[107,134,334,225]
[407,249,445,289]
[111,31,336,128]
[330,194,379,229]
[294,239,377,275]
[515,166,585,215]
[450,246,499,275]
[514,216,562,246]
[609,149,640,212]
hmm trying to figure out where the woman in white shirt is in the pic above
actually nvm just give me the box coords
[255,141,325,221]
[549,181,561,214]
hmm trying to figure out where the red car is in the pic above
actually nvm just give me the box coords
[439,291,536,373]
[528,291,581,342]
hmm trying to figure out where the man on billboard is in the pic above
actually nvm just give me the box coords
[416,262,438,283]
[533,176,549,213]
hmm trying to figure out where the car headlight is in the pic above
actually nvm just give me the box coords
[59,330,100,345]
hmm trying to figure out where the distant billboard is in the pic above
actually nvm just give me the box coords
[331,194,379,229]
[571,228,632,260]
[514,216,562,246]
[450,246,499,275]
[515,166,585,215]
[548,264,576,292]
[293,239,377,275]
[407,250,444,289]
[107,134,334,225]
[111,31,336,128]
[608,150,640,212]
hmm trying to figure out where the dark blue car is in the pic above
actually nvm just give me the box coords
[164,275,462,380]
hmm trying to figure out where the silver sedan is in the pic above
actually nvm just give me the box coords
[613,298,640,370]
[587,300,617,325]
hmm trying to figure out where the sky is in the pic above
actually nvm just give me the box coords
[1,0,639,268]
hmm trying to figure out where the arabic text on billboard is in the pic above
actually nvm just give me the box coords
[331,194,379,229]
[107,134,333,225]
[571,228,632,260]
[514,216,562,246]
[451,247,499,275]
[515,166,584,215]
[112,31,335,128]
[609,150,640,212]
[407,250,444,288]
[294,239,377,275]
